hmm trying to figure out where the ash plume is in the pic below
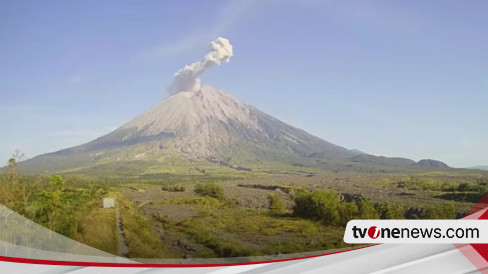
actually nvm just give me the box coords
[169,37,233,94]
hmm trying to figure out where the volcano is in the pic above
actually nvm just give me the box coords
[19,86,448,175]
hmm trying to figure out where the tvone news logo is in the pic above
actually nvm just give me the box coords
[351,225,446,239]
[345,220,486,244]
[351,224,479,240]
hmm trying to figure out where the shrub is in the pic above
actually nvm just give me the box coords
[422,201,456,219]
[194,183,225,201]
[339,202,359,225]
[267,193,286,215]
[292,189,341,225]
[456,182,484,193]
[162,184,185,192]
[376,202,406,219]
[357,197,379,219]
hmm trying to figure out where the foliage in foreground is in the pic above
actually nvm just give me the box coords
[0,158,108,238]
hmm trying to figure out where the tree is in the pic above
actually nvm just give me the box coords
[44,175,66,206]
[6,158,19,182]
[293,189,341,225]
[37,175,67,231]
[339,202,359,226]
[423,201,456,219]
[1,151,27,207]
[6,150,24,181]
[357,197,379,219]
[376,202,405,219]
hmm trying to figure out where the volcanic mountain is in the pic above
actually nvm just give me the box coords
[19,86,448,175]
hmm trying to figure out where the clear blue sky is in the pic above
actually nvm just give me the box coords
[1,0,487,168]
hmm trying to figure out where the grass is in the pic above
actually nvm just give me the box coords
[73,200,118,254]
[117,193,175,259]
[120,184,353,258]
[152,200,351,258]
[70,146,261,181]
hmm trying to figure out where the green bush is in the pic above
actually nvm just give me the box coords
[267,193,286,215]
[292,189,341,225]
[357,197,379,219]
[194,183,225,201]
[162,184,185,192]
[176,196,223,208]
[339,202,359,225]
[397,177,484,193]
[9,175,108,238]
[457,182,485,193]
[422,201,456,219]
[292,189,380,225]
[376,202,405,219]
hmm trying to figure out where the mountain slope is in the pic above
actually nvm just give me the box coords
[19,86,448,175]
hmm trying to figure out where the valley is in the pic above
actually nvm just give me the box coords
[85,169,488,261]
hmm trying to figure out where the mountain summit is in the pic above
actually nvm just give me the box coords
[117,86,357,160]
[19,86,449,175]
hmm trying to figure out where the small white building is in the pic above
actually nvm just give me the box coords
[102,197,115,208]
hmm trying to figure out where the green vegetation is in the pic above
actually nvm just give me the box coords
[0,168,107,238]
[162,184,186,192]
[376,202,406,219]
[357,197,379,219]
[293,189,342,224]
[178,196,223,207]
[1,154,486,259]
[339,202,359,225]
[267,193,286,215]
[118,195,173,258]
[292,189,378,226]
[151,202,351,257]
[383,176,488,194]
[423,201,456,219]
[0,157,114,252]
[194,183,226,201]
[74,201,118,254]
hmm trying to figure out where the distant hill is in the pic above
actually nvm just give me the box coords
[414,159,450,169]
[469,166,488,171]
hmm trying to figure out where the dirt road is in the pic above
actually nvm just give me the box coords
[116,202,129,257]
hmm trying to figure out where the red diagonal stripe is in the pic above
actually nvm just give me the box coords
[470,207,488,262]
[466,194,488,217]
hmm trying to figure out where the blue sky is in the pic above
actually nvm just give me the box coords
[1,0,487,168]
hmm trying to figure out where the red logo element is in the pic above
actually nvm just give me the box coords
[368,226,380,239]
[455,194,488,272]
